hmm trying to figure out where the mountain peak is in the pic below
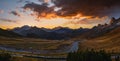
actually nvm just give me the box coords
[21,25,31,29]
[109,17,120,25]
[110,17,116,24]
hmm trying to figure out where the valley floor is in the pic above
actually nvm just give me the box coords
[0,36,120,61]
[0,36,79,56]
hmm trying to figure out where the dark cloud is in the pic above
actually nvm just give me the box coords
[17,0,23,3]
[0,18,17,23]
[23,0,120,18]
[17,0,30,3]
[38,0,44,2]
[10,11,21,17]
[23,2,55,18]
[53,0,120,17]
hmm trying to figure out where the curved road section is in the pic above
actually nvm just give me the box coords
[68,41,79,52]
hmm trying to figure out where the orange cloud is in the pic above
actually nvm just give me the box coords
[64,16,109,25]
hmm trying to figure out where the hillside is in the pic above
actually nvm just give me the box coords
[11,25,89,40]
[0,17,120,53]
[79,24,120,53]
[0,28,21,37]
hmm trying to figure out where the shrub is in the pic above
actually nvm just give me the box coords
[0,53,11,61]
[67,49,112,61]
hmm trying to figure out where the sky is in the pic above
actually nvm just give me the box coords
[0,0,120,29]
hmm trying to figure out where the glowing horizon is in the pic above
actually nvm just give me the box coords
[0,0,120,29]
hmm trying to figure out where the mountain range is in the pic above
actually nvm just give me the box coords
[76,17,120,39]
[0,28,21,37]
[0,17,120,40]
[79,17,120,52]
[12,25,89,40]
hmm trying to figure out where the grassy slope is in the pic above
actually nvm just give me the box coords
[0,37,73,57]
[79,27,120,53]
[0,37,73,50]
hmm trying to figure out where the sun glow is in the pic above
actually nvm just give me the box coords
[0,14,96,29]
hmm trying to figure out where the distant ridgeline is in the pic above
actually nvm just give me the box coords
[0,28,21,37]
[0,17,120,40]
[11,25,89,40]
[72,17,120,39]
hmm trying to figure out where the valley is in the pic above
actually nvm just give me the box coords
[0,36,78,56]
[0,0,120,61]
[0,17,120,61]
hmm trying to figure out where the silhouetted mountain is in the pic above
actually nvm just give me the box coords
[6,17,120,40]
[12,26,89,40]
[0,28,21,37]
[77,17,120,39]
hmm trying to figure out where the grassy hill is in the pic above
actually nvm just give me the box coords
[79,27,120,53]
[0,36,73,56]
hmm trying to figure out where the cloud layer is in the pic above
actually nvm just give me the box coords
[54,0,120,17]
[23,0,120,18]
[10,11,21,17]
[0,18,17,23]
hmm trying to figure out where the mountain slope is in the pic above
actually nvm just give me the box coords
[80,27,120,53]
[76,17,120,39]
[79,18,120,53]
[0,28,21,37]
[12,25,89,40]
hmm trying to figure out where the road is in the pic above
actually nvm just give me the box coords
[0,41,120,61]
[0,41,79,61]
[0,41,79,53]
[68,41,79,52]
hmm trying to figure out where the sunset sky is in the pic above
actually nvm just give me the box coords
[0,0,120,29]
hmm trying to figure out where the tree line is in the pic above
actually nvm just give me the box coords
[67,49,112,61]
[0,53,11,61]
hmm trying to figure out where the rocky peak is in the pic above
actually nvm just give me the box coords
[110,17,116,25]
[109,17,120,25]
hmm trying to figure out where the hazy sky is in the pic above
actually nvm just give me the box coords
[0,0,120,29]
